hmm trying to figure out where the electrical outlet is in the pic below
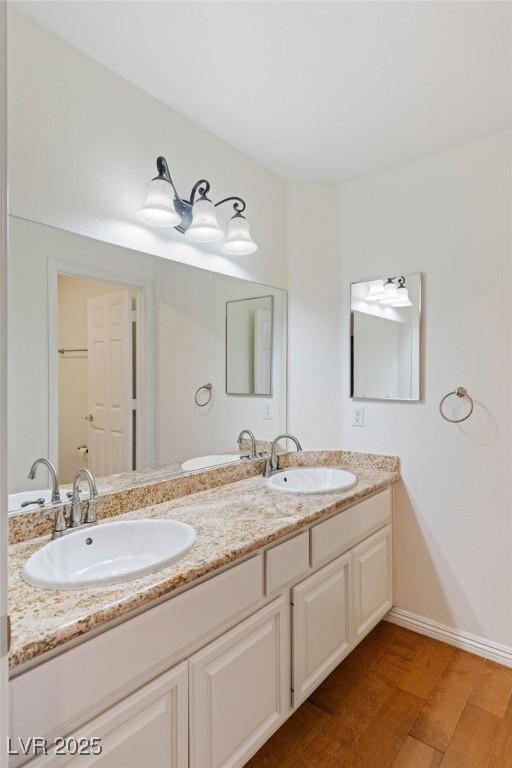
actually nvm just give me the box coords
[264,403,273,420]
[352,406,365,427]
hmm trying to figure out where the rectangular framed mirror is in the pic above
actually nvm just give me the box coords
[7,217,287,512]
[226,295,273,396]
[350,272,421,401]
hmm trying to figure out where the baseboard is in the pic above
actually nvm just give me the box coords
[385,607,512,669]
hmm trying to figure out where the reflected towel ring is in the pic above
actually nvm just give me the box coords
[439,387,474,423]
[194,383,213,407]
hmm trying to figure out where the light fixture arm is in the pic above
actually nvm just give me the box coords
[189,178,212,204]
[214,196,247,216]
[155,156,245,213]
[156,156,183,203]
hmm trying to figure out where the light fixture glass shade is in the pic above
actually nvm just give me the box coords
[222,215,258,255]
[137,178,181,227]
[184,198,224,243]
[391,286,412,307]
[380,280,399,304]
[366,279,387,302]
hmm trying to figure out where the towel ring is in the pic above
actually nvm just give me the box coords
[439,386,474,423]
[194,383,213,407]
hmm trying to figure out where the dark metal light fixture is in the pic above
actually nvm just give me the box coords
[137,156,258,255]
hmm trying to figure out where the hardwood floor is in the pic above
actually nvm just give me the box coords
[246,622,512,768]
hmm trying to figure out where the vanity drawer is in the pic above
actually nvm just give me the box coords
[311,488,392,567]
[11,555,264,747]
[265,531,310,595]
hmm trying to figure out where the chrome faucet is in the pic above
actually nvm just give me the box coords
[70,468,98,528]
[237,429,257,459]
[28,458,61,504]
[264,433,302,478]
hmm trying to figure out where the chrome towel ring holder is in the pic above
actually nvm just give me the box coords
[194,383,213,407]
[439,386,474,423]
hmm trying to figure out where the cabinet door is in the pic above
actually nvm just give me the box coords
[352,524,393,642]
[24,663,188,768]
[189,597,290,768]
[292,552,351,706]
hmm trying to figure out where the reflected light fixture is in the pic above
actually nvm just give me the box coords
[391,276,412,307]
[365,276,412,308]
[138,156,258,254]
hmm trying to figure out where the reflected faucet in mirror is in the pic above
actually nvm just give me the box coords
[264,434,302,478]
[28,458,61,504]
[237,429,257,459]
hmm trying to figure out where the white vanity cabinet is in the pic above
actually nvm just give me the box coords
[189,597,290,768]
[12,486,394,768]
[25,663,188,767]
[292,552,351,705]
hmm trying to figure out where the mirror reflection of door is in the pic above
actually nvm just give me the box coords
[226,296,273,396]
[58,275,139,483]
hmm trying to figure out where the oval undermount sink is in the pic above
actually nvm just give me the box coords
[267,467,357,495]
[181,454,241,472]
[21,519,197,590]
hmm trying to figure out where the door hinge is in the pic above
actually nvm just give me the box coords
[0,615,11,656]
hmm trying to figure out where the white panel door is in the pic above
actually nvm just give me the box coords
[352,525,393,642]
[189,597,290,768]
[292,552,352,706]
[25,663,188,768]
[87,290,132,476]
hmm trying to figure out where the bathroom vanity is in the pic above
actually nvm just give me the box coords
[8,451,398,767]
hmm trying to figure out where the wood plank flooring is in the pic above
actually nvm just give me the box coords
[246,622,512,768]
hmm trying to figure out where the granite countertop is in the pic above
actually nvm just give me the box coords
[8,452,399,671]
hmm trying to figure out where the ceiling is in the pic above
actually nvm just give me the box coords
[14,1,512,181]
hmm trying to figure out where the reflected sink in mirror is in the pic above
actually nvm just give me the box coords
[181,454,242,472]
[267,467,357,495]
[21,519,197,590]
[8,489,62,514]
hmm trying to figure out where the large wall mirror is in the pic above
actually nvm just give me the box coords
[350,273,421,401]
[7,217,287,511]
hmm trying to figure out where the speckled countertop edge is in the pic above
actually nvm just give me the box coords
[9,451,399,670]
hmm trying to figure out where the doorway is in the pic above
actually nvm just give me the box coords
[57,274,143,483]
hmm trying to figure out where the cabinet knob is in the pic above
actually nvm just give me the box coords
[85,414,94,422]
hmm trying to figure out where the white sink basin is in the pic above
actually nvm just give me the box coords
[267,467,357,495]
[181,454,240,472]
[21,519,197,590]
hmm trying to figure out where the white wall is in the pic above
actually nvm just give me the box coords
[7,10,287,288]
[286,183,343,448]
[288,131,512,649]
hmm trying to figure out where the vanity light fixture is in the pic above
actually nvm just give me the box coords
[138,156,258,255]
